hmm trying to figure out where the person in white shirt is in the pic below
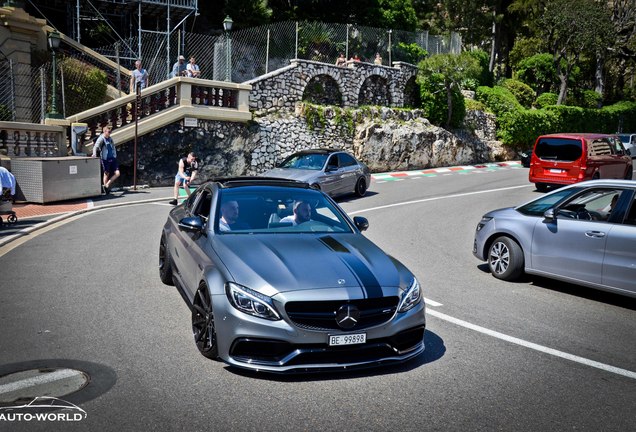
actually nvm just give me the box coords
[187,57,201,78]
[280,201,312,226]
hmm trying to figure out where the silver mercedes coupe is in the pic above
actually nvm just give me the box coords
[159,178,425,372]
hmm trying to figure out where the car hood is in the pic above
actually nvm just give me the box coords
[261,168,319,183]
[211,233,411,296]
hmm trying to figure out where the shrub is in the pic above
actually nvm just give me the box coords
[498,109,561,149]
[516,53,557,94]
[395,42,428,65]
[466,49,493,87]
[60,57,108,116]
[497,100,636,148]
[475,85,523,117]
[534,92,558,108]
[420,73,465,127]
[500,79,536,108]
[465,98,486,111]
[0,104,12,121]
[576,90,602,108]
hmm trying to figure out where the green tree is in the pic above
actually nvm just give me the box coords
[379,0,418,31]
[418,52,481,127]
[537,0,613,104]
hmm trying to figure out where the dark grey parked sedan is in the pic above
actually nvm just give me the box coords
[261,149,371,198]
[159,178,426,372]
[473,179,636,297]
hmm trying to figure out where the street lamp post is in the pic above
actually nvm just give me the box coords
[223,16,233,82]
[388,29,392,67]
[46,30,63,119]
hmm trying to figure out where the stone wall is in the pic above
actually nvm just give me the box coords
[245,59,419,114]
[115,105,504,186]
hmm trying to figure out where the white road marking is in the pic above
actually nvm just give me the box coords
[349,185,531,215]
[424,297,443,307]
[0,369,83,395]
[427,309,636,380]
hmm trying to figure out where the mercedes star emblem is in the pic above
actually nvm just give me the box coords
[335,304,360,330]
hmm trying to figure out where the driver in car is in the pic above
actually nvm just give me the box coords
[280,200,312,226]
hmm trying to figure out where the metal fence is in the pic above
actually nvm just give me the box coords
[93,20,461,87]
[2,21,461,123]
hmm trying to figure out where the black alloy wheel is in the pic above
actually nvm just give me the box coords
[192,284,218,359]
[159,236,175,286]
[355,178,367,197]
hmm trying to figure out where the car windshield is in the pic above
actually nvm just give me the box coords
[279,153,328,170]
[535,138,582,161]
[618,134,631,144]
[516,187,582,216]
[215,186,353,234]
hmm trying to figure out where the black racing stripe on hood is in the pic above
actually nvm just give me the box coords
[319,236,383,298]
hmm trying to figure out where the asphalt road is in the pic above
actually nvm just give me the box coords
[0,166,635,431]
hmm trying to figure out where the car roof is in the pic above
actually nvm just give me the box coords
[291,148,344,155]
[537,133,618,140]
[562,179,636,188]
[211,176,313,189]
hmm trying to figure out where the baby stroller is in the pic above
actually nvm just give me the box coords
[0,188,17,227]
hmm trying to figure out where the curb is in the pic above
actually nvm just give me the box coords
[0,196,172,248]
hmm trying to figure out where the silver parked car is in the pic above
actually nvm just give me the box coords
[473,180,636,297]
[617,133,636,158]
[261,149,371,198]
[159,178,425,372]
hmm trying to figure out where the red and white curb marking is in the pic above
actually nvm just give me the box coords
[372,161,522,182]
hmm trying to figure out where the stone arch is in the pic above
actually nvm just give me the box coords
[301,74,343,106]
[403,76,421,108]
[358,75,391,106]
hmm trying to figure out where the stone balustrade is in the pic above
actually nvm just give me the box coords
[0,121,65,158]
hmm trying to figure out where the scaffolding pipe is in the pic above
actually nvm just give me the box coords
[76,0,81,43]
[265,29,270,73]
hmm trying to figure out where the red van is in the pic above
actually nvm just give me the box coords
[529,133,633,192]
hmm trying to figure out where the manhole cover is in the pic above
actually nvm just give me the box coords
[0,368,89,404]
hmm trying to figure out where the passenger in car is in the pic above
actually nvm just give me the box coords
[219,200,250,231]
[279,200,312,226]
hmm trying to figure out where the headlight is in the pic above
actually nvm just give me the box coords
[398,278,421,313]
[226,283,281,321]
[476,216,493,232]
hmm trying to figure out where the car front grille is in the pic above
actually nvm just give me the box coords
[284,297,400,331]
[229,326,425,368]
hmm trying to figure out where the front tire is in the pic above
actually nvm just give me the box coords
[488,236,524,281]
[159,236,175,286]
[192,284,219,359]
[355,178,367,197]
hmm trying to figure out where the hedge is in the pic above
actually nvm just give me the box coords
[475,85,523,117]
[500,79,535,108]
[497,101,636,148]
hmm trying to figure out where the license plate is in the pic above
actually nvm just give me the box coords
[329,333,366,346]
[549,168,563,173]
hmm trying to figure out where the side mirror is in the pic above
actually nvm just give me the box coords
[178,216,204,232]
[326,165,338,172]
[543,209,556,221]
[626,149,632,156]
[353,216,369,231]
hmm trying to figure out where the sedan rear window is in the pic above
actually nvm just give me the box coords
[535,138,582,162]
